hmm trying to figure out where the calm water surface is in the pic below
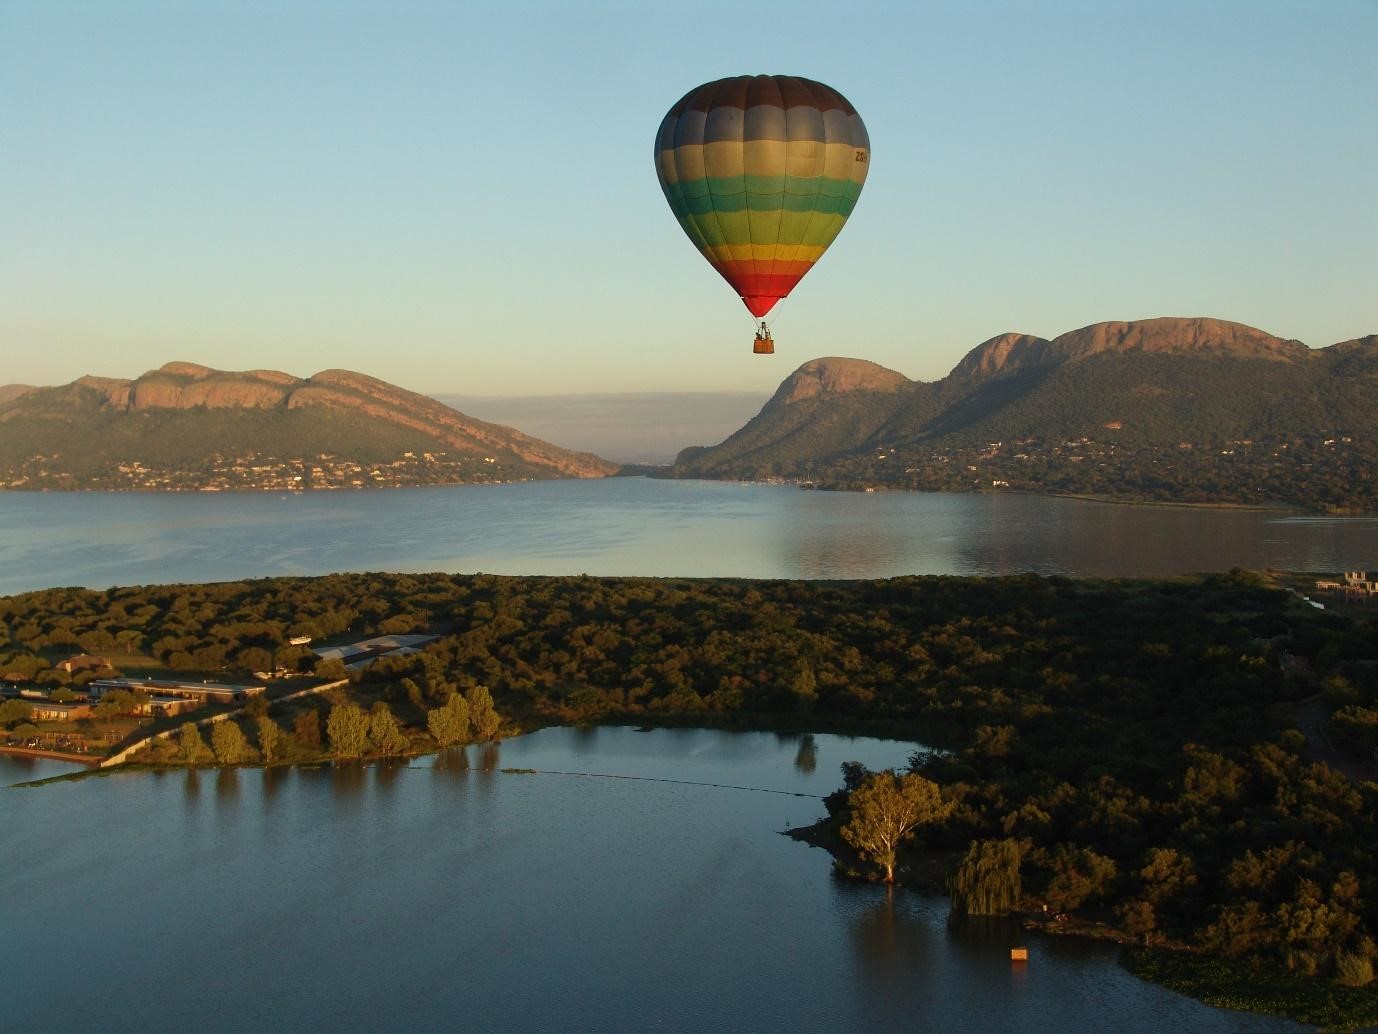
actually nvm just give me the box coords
[1,728,1301,1033]
[1,478,1375,594]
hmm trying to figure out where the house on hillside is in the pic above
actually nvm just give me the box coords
[30,701,92,721]
[88,678,266,707]
[57,654,111,674]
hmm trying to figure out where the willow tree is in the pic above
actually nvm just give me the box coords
[840,771,953,883]
[950,838,1023,915]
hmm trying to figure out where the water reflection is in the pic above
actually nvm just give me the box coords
[374,758,406,795]
[4,479,1376,594]
[946,911,1026,958]
[848,886,935,980]
[793,734,817,775]
[330,761,367,802]
[182,769,200,805]
[214,768,239,802]
[3,725,1304,1034]
[433,746,470,775]
[477,742,501,772]
[261,765,289,802]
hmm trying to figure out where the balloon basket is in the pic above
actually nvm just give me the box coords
[753,336,775,355]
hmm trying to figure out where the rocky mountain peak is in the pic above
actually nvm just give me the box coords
[951,317,1309,380]
[774,357,909,405]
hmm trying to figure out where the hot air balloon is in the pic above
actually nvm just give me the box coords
[654,75,870,354]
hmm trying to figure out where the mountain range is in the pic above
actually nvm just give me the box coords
[0,362,616,490]
[671,317,1378,510]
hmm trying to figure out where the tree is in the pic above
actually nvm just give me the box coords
[235,646,274,674]
[177,723,211,764]
[840,771,953,883]
[0,699,33,727]
[466,685,501,740]
[315,657,348,680]
[211,720,251,764]
[257,715,282,762]
[1040,845,1118,911]
[427,692,470,747]
[950,839,1023,915]
[293,710,322,751]
[368,702,408,756]
[326,702,370,757]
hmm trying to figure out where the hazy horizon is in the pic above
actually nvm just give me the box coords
[439,391,769,464]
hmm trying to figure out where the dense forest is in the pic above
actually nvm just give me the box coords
[3,570,1376,1018]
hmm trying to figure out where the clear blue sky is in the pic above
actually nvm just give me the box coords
[3,0,1374,396]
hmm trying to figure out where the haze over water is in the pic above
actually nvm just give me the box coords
[1,479,1375,596]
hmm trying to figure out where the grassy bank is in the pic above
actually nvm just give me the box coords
[1124,948,1378,1031]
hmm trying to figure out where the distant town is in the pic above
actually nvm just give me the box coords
[791,431,1375,512]
[3,450,523,491]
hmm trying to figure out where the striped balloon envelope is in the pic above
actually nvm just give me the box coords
[654,75,869,348]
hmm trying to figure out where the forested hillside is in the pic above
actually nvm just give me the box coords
[672,319,1378,511]
[0,362,617,489]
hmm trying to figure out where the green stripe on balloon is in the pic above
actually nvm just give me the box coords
[670,188,859,217]
[678,210,850,248]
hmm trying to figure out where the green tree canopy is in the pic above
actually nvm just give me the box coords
[427,692,470,747]
[326,703,370,758]
[368,702,408,756]
[466,685,501,740]
[256,715,283,763]
[176,723,211,764]
[840,770,954,883]
[211,720,251,764]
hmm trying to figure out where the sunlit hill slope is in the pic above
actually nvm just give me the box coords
[0,362,617,490]
[672,318,1378,510]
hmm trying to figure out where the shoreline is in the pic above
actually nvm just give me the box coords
[13,718,1378,1027]
[0,744,102,766]
[4,477,1374,517]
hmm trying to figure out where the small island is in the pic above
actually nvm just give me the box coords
[3,569,1376,1027]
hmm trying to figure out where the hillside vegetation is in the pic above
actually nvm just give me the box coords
[0,362,617,489]
[671,318,1378,511]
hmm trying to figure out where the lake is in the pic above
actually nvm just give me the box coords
[1,478,1375,595]
[0,727,1302,1033]
[2,481,1370,1030]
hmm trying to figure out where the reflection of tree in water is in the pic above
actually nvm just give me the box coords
[374,758,406,793]
[478,742,501,772]
[433,745,470,775]
[182,768,200,805]
[794,733,817,775]
[944,911,1025,964]
[849,887,934,985]
[330,760,366,798]
[261,764,288,802]
[215,767,239,801]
